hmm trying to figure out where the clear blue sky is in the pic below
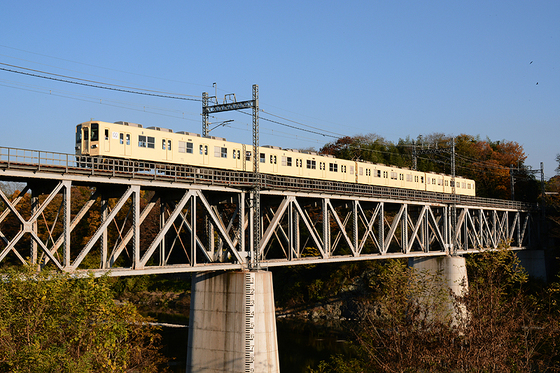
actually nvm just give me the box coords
[1,1,559,178]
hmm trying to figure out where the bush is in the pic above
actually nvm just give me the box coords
[0,267,168,373]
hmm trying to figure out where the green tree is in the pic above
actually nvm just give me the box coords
[0,267,168,373]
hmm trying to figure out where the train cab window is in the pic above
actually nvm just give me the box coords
[90,123,99,141]
[83,129,89,141]
[104,129,109,141]
[76,125,82,143]
[260,153,266,163]
[139,135,147,148]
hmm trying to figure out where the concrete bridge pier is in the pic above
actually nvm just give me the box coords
[408,256,469,323]
[186,270,279,373]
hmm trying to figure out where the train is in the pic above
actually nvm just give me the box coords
[75,120,476,196]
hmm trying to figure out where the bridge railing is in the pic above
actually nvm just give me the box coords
[0,145,538,211]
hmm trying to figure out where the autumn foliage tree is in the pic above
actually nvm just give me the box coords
[320,132,536,200]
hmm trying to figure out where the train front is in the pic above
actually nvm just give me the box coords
[75,121,100,157]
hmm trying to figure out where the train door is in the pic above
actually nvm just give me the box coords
[234,148,242,169]
[103,128,111,153]
[200,144,209,165]
[125,133,132,156]
[163,138,173,161]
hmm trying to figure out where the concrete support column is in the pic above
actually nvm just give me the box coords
[187,270,279,373]
[409,255,468,324]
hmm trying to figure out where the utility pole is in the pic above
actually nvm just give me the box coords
[202,85,260,269]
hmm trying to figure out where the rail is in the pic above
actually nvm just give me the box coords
[0,146,536,211]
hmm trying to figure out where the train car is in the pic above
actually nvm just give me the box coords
[75,120,476,196]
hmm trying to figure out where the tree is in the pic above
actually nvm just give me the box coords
[309,252,560,372]
[0,267,168,373]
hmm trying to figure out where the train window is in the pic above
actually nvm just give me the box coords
[270,155,277,164]
[221,147,227,158]
[390,172,397,180]
[200,145,203,154]
[399,174,404,180]
[119,133,124,145]
[450,180,455,187]
[91,123,99,141]
[168,140,172,151]
[432,178,436,185]
[138,135,147,148]
[341,165,346,173]
[260,153,265,163]
[467,184,471,189]
[147,137,155,149]
[233,150,237,159]
[383,171,388,178]
[462,182,466,189]
[306,160,316,169]
[246,151,252,161]
[329,163,338,172]
[179,141,186,153]
[83,129,89,141]
[76,125,82,143]
[186,142,193,154]
[350,166,354,174]
[126,134,130,145]
[406,174,412,182]
[414,175,419,182]
[420,176,424,183]
[104,129,109,141]
[162,140,166,150]
[445,180,448,186]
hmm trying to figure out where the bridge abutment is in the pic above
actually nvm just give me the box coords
[186,270,279,373]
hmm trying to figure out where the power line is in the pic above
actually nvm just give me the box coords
[0,63,201,102]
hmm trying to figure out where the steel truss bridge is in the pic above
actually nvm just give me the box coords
[0,146,538,276]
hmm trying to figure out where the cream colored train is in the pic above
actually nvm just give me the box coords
[75,120,476,196]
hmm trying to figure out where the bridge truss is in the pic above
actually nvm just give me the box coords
[0,147,537,276]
